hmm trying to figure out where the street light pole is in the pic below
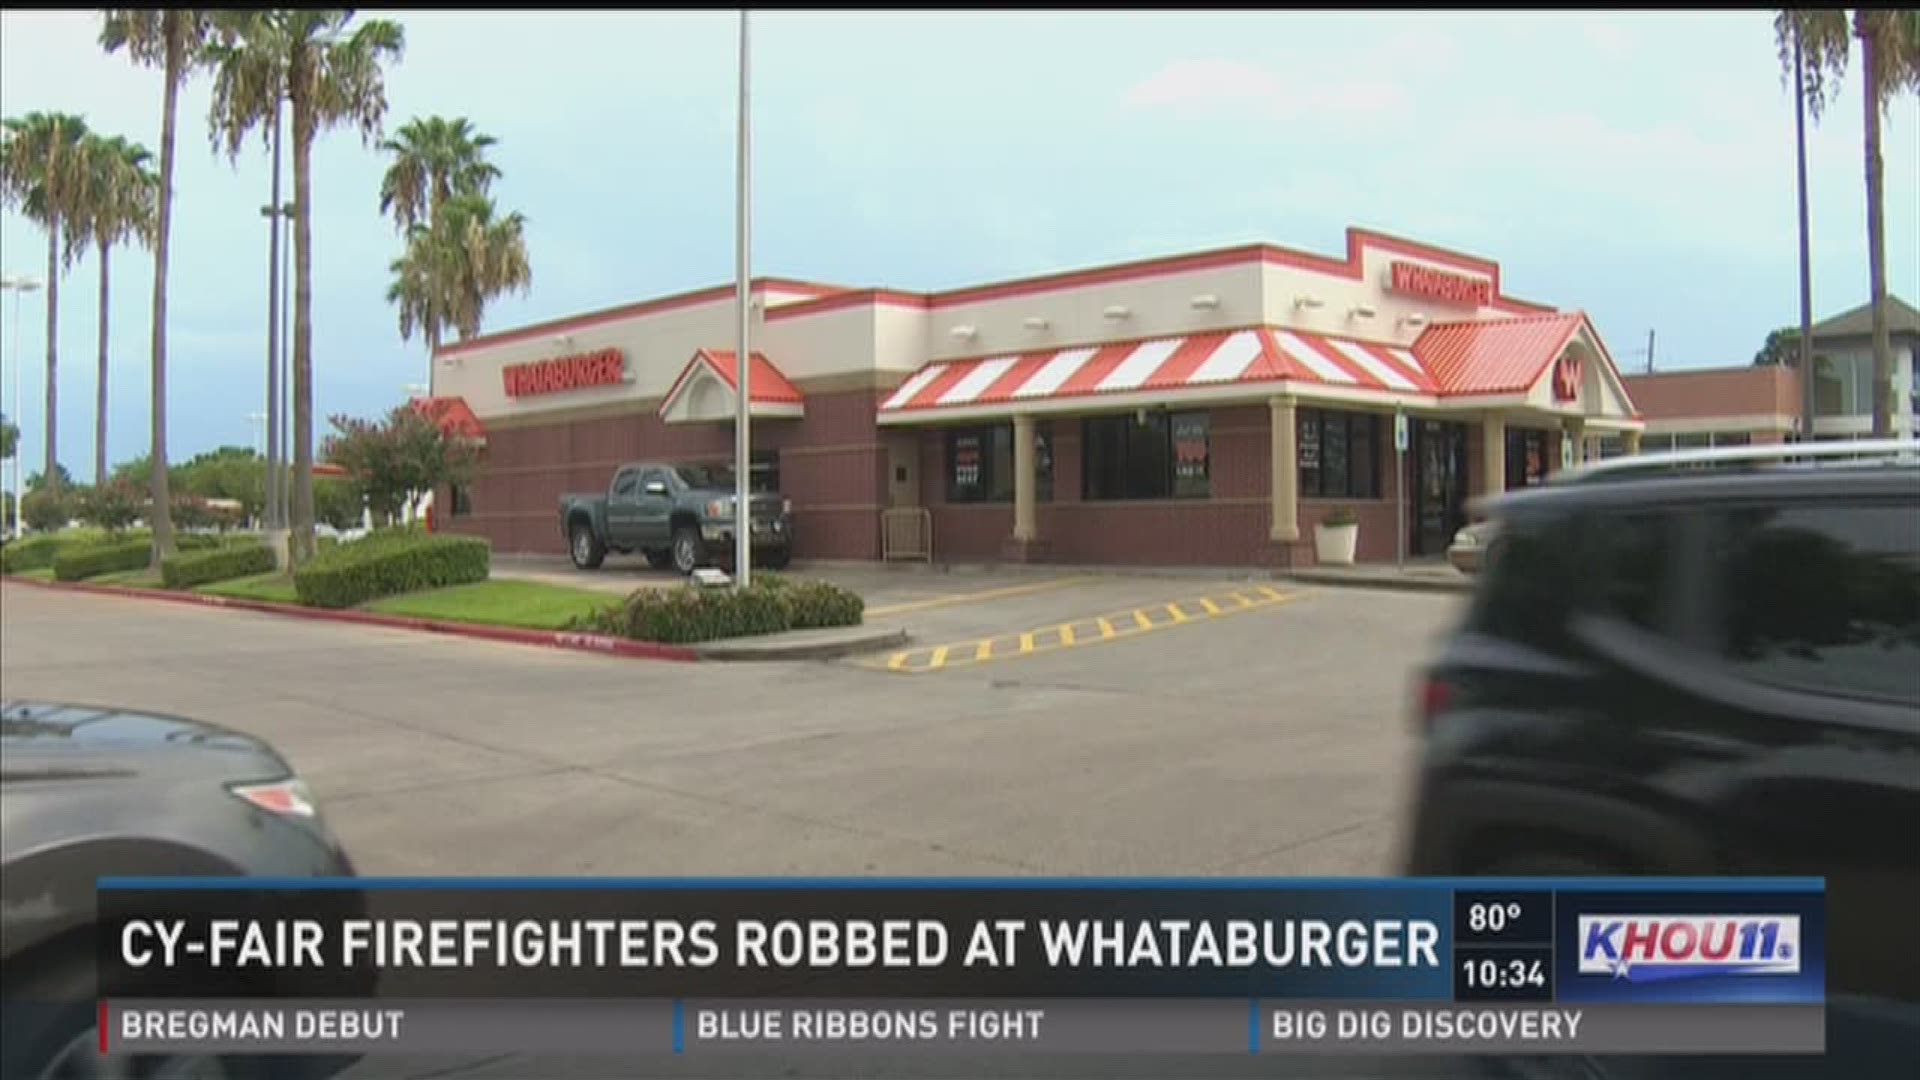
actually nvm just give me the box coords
[2,275,44,539]
[733,8,753,588]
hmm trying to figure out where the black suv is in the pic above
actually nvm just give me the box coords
[1402,447,1920,1075]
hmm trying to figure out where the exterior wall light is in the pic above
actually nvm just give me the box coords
[1103,305,1131,320]
[1294,295,1325,310]
[1349,304,1378,320]
[1023,316,1050,331]
[1189,294,1220,310]
[1400,312,1429,328]
[950,325,978,341]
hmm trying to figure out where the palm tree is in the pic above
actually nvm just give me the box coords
[101,9,220,563]
[80,134,159,487]
[206,10,404,565]
[378,115,501,233]
[0,111,93,502]
[1775,10,1920,437]
[387,192,532,353]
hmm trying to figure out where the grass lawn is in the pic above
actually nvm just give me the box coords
[365,579,617,630]
[198,572,300,604]
[14,568,56,581]
[90,568,163,587]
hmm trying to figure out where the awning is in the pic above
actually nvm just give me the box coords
[878,328,1436,422]
[1411,312,1585,395]
[409,396,487,443]
[659,349,804,424]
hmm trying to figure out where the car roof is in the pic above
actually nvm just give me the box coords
[1486,460,1919,521]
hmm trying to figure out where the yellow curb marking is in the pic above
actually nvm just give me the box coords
[861,585,1309,674]
[863,576,1095,619]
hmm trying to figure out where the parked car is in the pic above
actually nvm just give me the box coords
[1,700,363,1080]
[559,461,793,574]
[1402,440,1920,1077]
[1446,519,1502,575]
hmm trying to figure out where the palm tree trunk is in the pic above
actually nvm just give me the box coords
[1793,26,1816,440]
[147,13,181,564]
[290,90,316,564]
[43,215,60,501]
[96,242,111,487]
[1857,14,1893,437]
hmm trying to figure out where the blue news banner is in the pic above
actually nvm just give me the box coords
[85,877,1825,1058]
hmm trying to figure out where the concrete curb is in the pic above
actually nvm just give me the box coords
[692,626,911,662]
[1278,570,1474,596]
[2,576,700,663]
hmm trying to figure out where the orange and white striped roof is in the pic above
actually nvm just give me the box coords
[879,328,1435,416]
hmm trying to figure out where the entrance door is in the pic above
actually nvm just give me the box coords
[1412,420,1468,556]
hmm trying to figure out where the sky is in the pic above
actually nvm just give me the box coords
[1,10,1915,483]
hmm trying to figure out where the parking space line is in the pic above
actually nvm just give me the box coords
[859,585,1309,674]
[863,576,1095,619]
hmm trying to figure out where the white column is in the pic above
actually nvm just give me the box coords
[1012,413,1036,543]
[1270,395,1299,542]
[1481,413,1506,499]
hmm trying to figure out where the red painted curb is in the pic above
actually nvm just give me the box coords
[3,576,699,663]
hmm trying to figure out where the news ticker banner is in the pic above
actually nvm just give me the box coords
[90,877,1824,1057]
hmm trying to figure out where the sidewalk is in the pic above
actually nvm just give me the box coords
[1281,560,1474,595]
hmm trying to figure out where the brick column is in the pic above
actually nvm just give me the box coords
[1270,395,1299,542]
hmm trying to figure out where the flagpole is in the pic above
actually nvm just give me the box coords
[734,7,753,588]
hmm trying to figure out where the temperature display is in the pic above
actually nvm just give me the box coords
[1454,891,1552,945]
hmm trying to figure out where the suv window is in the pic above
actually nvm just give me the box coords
[1714,501,1920,705]
[612,470,637,498]
[1467,512,1582,653]
[1583,511,1676,635]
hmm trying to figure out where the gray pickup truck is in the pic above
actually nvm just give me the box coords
[560,461,793,574]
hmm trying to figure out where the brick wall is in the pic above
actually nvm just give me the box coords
[443,387,887,558]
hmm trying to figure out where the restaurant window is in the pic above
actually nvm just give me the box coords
[1082,411,1209,500]
[1298,409,1381,498]
[946,422,1053,504]
[750,450,780,494]
[1505,429,1549,487]
[450,483,473,518]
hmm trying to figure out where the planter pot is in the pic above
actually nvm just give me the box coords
[1314,522,1359,566]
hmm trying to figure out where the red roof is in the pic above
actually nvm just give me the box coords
[409,396,487,440]
[879,328,1434,416]
[1412,312,1586,396]
[684,349,804,405]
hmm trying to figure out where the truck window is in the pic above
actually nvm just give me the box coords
[639,468,668,494]
[1713,499,1920,707]
[612,470,637,499]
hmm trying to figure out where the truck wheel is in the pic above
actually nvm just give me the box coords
[671,526,704,576]
[644,549,673,570]
[570,523,606,570]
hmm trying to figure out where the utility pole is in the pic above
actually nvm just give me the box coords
[733,8,753,588]
[1645,329,1655,374]
[1793,24,1817,441]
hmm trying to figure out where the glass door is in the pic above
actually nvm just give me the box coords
[1413,421,1468,556]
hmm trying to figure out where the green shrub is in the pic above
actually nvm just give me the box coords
[21,490,71,532]
[293,534,489,609]
[161,543,277,590]
[52,539,154,582]
[588,576,863,643]
[2,534,69,573]
[771,578,864,630]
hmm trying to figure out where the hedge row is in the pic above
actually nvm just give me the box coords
[581,575,864,644]
[293,533,490,609]
[48,533,224,582]
[2,529,120,573]
[161,543,277,590]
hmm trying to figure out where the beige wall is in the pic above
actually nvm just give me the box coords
[873,303,932,375]
[760,302,882,382]
[921,264,1265,364]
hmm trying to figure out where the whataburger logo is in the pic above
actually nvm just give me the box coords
[1388,260,1493,307]
[503,348,626,398]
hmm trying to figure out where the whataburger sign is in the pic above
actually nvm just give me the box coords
[503,348,626,398]
[1388,261,1493,307]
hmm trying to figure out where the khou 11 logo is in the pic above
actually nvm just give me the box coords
[1577,915,1801,983]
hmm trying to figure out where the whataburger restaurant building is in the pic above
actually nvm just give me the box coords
[427,227,1646,568]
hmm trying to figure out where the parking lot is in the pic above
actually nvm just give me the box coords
[2,568,1463,879]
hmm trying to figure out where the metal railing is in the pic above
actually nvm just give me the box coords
[881,508,934,562]
[1561,437,1920,484]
